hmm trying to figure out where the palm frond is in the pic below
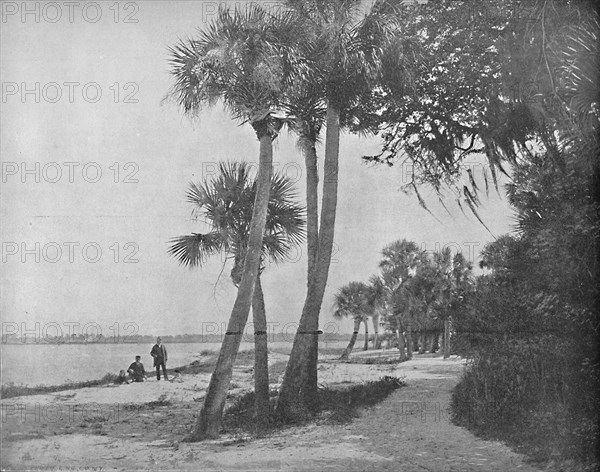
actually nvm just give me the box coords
[168,232,226,268]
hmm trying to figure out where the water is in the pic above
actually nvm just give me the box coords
[0,341,346,387]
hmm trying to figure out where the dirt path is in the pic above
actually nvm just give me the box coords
[1,355,542,471]
[338,377,540,471]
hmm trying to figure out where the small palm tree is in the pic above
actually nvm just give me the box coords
[333,281,370,360]
[169,161,304,430]
[366,275,387,350]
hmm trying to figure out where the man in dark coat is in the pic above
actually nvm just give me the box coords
[150,337,169,381]
[127,356,146,382]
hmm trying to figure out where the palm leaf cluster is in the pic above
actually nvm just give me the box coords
[168,161,305,280]
[167,4,308,132]
[281,0,410,130]
[332,280,370,322]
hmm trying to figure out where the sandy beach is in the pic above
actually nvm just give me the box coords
[1,350,543,471]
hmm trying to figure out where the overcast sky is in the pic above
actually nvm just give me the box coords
[0,1,515,338]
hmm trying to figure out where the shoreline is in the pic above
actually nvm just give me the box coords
[0,349,443,402]
[0,347,357,399]
[0,355,220,400]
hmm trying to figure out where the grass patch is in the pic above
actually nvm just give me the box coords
[198,349,218,357]
[318,347,347,357]
[342,356,408,365]
[319,376,405,423]
[146,394,171,408]
[0,373,119,400]
[268,360,288,382]
[83,414,109,423]
[221,376,404,435]
[174,359,215,375]
[234,349,256,364]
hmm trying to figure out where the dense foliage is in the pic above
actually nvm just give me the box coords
[357,0,599,467]
[352,0,599,467]
[451,154,599,466]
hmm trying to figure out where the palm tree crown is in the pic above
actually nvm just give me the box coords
[168,4,307,136]
[333,281,370,321]
[168,161,305,282]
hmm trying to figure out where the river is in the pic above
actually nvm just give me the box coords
[0,341,347,386]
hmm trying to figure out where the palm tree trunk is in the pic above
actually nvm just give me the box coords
[362,318,369,351]
[443,318,450,359]
[303,138,320,412]
[397,331,406,360]
[277,106,340,418]
[418,332,426,354]
[191,130,273,441]
[339,318,361,360]
[406,322,413,360]
[303,140,320,300]
[396,319,406,360]
[372,314,381,349]
[252,275,269,432]
[430,331,439,353]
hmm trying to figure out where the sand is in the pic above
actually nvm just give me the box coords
[1,350,543,471]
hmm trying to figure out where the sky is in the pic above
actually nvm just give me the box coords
[0,1,515,339]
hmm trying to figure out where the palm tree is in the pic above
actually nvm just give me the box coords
[167,5,304,439]
[446,252,472,358]
[389,282,416,359]
[379,239,428,360]
[168,162,304,431]
[366,275,387,350]
[423,249,473,358]
[332,281,370,360]
[430,248,453,355]
[277,0,405,418]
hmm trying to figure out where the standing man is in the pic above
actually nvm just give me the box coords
[150,336,169,381]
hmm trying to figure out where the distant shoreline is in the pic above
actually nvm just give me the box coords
[1,334,354,345]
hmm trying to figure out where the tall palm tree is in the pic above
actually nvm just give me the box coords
[167,5,304,439]
[332,281,370,360]
[277,0,405,418]
[168,162,304,431]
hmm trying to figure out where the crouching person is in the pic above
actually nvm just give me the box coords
[117,369,132,384]
[127,355,147,382]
